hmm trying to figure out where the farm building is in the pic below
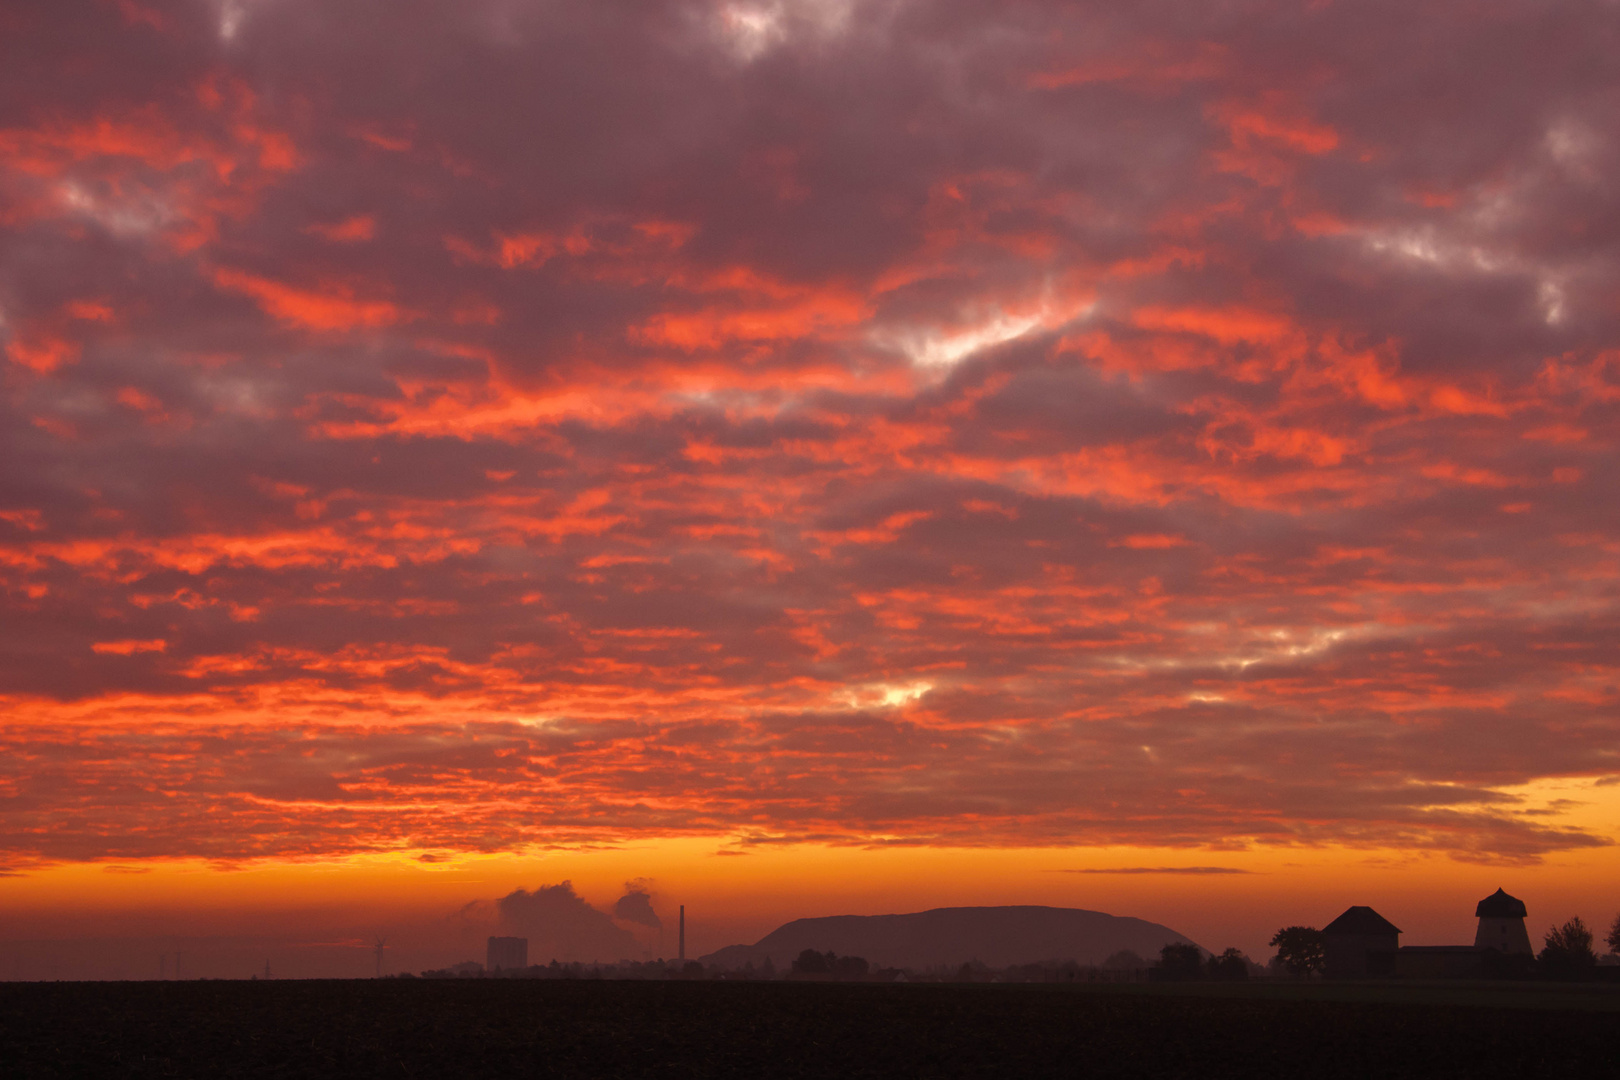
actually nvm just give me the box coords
[1322,906,1400,978]
[1322,889,1532,979]
[1394,888,1530,977]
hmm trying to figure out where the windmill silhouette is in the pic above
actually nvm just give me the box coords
[373,936,388,978]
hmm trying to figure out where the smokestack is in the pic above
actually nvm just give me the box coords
[679,905,685,961]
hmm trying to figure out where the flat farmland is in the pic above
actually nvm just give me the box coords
[2,979,1616,1078]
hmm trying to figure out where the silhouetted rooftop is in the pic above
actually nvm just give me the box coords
[1323,906,1401,936]
[1474,888,1527,918]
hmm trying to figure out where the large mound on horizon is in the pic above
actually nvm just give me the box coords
[700,906,1201,971]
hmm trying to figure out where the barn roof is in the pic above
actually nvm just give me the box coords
[1323,906,1401,936]
[1474,888,1527,918]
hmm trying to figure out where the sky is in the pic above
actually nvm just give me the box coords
[3,0,1619,979]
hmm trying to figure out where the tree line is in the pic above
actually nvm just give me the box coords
[1149,943,1252,982]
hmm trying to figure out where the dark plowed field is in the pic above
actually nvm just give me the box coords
[2,979,1615,1078]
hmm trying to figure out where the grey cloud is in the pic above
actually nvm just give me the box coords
[612,883,662,930]
[497,881,642,963]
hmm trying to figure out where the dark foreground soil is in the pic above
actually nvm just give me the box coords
[2,979,1616,1079]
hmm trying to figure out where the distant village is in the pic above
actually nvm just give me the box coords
[409,889,1620,984]
[1264,888,1618,983]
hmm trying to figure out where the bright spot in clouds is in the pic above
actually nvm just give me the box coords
[897,311,1046,369]
[888,297,1095,369]
[841,681,934,709]
[718,0,855,61]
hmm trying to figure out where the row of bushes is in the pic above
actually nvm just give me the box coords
[1149,945,1251,982]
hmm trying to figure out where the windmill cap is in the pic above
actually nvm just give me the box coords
[1474,888,1527,918]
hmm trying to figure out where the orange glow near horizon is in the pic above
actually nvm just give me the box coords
[6,838,1619,968]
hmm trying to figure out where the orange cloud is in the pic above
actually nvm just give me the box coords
[91,639,167,655]
[211,267,405,330]
[303,215,376,243]
[5,334,80,373]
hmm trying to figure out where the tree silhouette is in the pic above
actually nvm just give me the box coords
[1539,917,1596,978]
[833,954,869,978]
[1206,948,1249,981]
[1606,914,1620,958]
[1269,926,1325,977]
[791,949,830,975]
[1156,943,1203,981]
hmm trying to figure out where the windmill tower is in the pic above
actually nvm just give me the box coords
[1474,888,1532,954]
[373,936,388,978]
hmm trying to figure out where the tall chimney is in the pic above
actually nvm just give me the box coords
[679,905,685,961]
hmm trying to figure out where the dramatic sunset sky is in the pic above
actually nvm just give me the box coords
[3,0,1619,978]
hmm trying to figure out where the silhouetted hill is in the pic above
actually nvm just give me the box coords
[701,905,1202,971]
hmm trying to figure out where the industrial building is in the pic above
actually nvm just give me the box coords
[486,936,528,972]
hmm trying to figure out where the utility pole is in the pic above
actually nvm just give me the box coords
[678,906,685,962]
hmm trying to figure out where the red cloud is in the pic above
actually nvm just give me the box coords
[303,215,376,243]
[0,0,1617,873]
[211,267,406,331]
